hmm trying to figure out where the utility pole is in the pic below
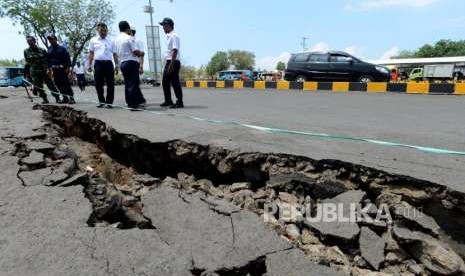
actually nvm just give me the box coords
[301,36,310,52]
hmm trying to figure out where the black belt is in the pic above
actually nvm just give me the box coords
[95,60,113,63]
[121,60,138,64]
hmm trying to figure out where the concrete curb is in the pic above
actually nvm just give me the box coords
[182,81,465,95]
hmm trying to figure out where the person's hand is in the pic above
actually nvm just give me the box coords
[114,66,119,75]
[47,70,53,79]
[168,64,174,73]
[139,66,143,74]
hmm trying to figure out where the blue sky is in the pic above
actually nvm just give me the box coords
[1,0,464,70]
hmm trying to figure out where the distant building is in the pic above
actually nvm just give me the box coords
[369,56,465,73]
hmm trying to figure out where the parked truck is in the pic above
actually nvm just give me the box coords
[409,64,464,81]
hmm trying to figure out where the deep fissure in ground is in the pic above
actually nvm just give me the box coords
[36,105,465,275]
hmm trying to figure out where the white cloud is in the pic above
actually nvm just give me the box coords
[344,46,365,59]
[256,52,292,71]
[345,0,437,11]
[305,42,331,52]
[379,47,400,60]
[308,42,366,59]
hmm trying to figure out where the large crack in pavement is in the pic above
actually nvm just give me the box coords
[34,105,465,275]
[2,101,465,275]
[1,103,342,275]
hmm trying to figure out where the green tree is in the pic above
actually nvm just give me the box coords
[228,50,255,70]
[276,61,286,71]
[0,0,59,47]
[0,59,23,67]
[59,0,114,65]
[394,40,465,59]
[206,51,230,77]
[196,65,206,79]
[0,0,115,65]
[180,65,196,80]
[416,40,465,57]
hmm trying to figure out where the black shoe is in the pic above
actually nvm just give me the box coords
[160,102,173,107]
[128,105,142,111]
[42,99,49,104]
[106,104,113,109]
[69,98,76,104]
[170,102,184,109]
[97,104,105,108]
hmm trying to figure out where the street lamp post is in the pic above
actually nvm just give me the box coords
[144,0,173,84]
[144,1,158,83]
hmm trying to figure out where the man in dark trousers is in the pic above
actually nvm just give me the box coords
[160,18,184,108]
[115,21,146,110]
[47,34,75,104]
[73,61,86,91]
[87,23,118,108]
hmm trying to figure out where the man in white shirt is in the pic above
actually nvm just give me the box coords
[160,18,184,109]
[130,26,145,74]
[87,23,118,108]
[73,61,86,91]
[115,21,146,110]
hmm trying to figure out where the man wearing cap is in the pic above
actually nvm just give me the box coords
[160,18,184,109]
[87,23,118,108]
[114,21,146,109]
[130,26,145,74]
[23,36,50,104]
[47,34,75,104]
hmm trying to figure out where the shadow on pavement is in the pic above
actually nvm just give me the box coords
[144,104,208,111]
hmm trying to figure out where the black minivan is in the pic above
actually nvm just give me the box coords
[284,51,390,83]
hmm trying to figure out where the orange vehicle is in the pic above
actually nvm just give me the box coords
[390,68,398,81]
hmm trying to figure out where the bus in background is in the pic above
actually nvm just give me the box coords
[217,70,254,81]
[0,67,25,88]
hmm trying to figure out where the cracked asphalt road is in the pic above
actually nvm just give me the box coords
[4,85,462,192]
[0,88,344,276]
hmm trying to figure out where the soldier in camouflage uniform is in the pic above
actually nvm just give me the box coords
[24,36,56,104]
